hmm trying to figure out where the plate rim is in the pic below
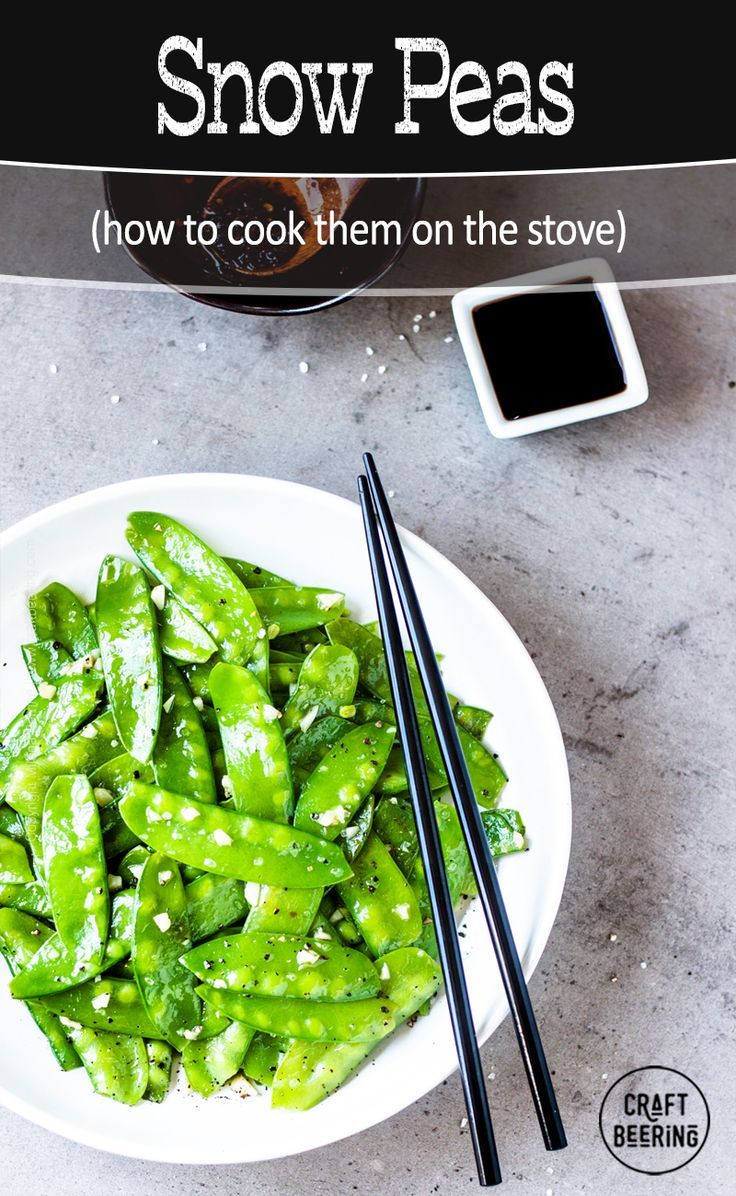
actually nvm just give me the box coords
[0,471,571,1163]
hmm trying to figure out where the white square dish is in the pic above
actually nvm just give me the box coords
[452,257,648,439]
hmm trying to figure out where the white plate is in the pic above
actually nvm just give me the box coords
[0,473,570,1164]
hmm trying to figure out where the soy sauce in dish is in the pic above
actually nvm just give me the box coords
[472,280,626,421]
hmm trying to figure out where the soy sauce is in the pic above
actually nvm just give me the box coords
[472,280,626,421]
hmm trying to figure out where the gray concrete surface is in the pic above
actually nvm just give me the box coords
[0,270,733,1196]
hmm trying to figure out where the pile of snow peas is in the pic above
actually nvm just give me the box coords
[0,512,527,1110]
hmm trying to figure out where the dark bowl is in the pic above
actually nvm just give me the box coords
[104,173,425,316]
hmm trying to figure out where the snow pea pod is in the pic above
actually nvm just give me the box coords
[39,977,167,1038]
[209,662,293,822]
[10,891,134,999]
[126,513,264,665]
[410,803,469,960]
[374,743,444,797]
[341,794,375,862]
[462,809,527,895]
[225,556,292,589]
[90,753,152,857]
[132,854,201,1051]
[153,657,216,803]
[43,774,109,968]
[281,645,359,738]
[0,908,81,1071]
[118,844,150,886]
[144,1039,174,1101]
[0,833,34,884]
[158,592,218,664]
[21,640,73,690]
[294,723,395,839]
[244,885,321,937]
[0,805,26,843]
[182,1019,253,1096]
[197,986,395,1043]
[272,629,328,655]
[243,1031,285,1087]
[183,931,380,1001]
[373,797,419,877]
[64,1023,148,1105]
[185,872,249,943]
[456,725,507,808]
[269,662,299,691]
[272,946,440,1110]
[251,587,345,636]
[96,555,163,764]
[28,582,98,658]
[0,881,52,918]
[454,703,493,741]
[3,712,119,819]
[0,671,104,786]
[287,715,352,789]
[337,831,422,957]
[119,783,352,888]
[326,619,391,702]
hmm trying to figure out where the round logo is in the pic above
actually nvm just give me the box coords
[599,1067,710,1175]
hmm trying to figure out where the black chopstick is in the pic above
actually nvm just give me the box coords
[362,452,567,1155]
[358,476,501,1187]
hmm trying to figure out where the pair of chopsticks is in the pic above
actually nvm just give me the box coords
[358,453,566,1187]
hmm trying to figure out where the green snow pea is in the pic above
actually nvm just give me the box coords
[456,726,507,808]
[119,783,352,888]
[182,1020,254,1096]
[3,712,119,819]
[182,659,215,704]
[28,582,98,658]
[337,831,422,957]
[272,946,440,1110]
[39,977,167,1038]
[293,723,395,839]
[153,657,216,803]
[454,703,493,741]
[144,1039,174,1101]
[250,587,345,636]
[0,881,52,918]
[0,671,104,786]
[197,986,395,1043]
[374,743,444,797]
[272,629,328,655]
[21,640,73,690]
[0,805,26,844]
[0,833,34,884]
[410,802,469,960]
[320,892,365,949]
[132,854,201,1051]
[65,1023,148,1105]
[243,1032,285,1087]
[43,774,109,968]
[281,645,359,738]
[158,591,218,664]
[183,931,380,1002]
[118,844,151,886]
[10,891,134,999]
[326,619,391,701]
[209,662,293,822]
[225,557,292,589]
[269,662,299,692]
[96,555,163,764]
[126,513,264,665]
[244,885,321,937]
[0,908,81,1071]
[185,873,249,943]
[462,809,527,894]
[373,797,419,877]
[90,753,153,858]
[342,794,375,862]
[286,715,352,789]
